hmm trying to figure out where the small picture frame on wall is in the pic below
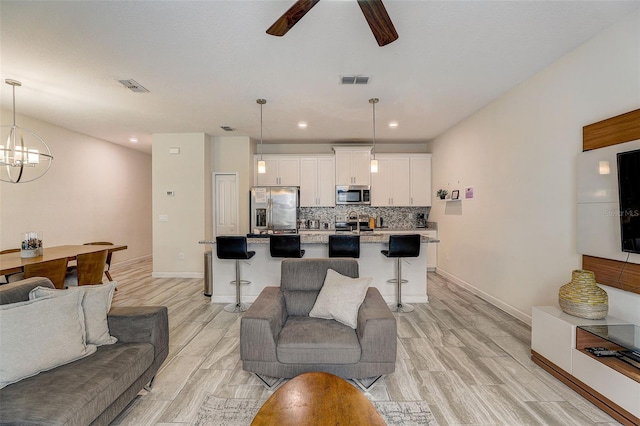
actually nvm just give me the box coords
[451,190,460,200]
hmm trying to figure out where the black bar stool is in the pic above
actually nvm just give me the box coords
[269,235,305,258]
[328,235,360,258]
[381,234,421,313]
[216,236,255,313]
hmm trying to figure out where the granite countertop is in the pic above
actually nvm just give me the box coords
[200,233,439,245]
[198,222,438,245]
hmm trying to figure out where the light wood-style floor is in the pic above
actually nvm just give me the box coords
[109,258,620,425]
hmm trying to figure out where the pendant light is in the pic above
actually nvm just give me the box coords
[0,79,53,183]
[257,99,267,174]
[369,97,379,173]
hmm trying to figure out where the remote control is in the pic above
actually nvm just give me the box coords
[619,350,640,363]
[592,349,618,357]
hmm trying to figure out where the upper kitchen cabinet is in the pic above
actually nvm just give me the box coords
[410,155,432,206]
[300,156,335,207]
[334,147,372,185]
[254,155,300,186]
[371,154,431,207]
[371,156,410,206]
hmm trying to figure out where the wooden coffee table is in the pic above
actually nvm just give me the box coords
[251,372,385,426]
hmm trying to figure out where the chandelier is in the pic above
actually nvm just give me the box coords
[1,79,53,183]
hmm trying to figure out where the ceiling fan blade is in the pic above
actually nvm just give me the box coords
[357,0,398,46]
[267,0,321,37]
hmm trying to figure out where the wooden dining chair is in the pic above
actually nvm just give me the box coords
[83,242,114,281]
[24,258,69,289]
[65,250,108,286]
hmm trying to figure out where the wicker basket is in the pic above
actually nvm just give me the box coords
[558,269,608,319]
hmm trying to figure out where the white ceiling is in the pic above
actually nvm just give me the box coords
[1,0,638,153]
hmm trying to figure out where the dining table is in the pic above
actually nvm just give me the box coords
[0,244,127,276]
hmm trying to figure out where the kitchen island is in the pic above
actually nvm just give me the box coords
[200,231,438,306]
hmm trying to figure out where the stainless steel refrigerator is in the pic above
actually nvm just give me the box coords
[250,186,299,234]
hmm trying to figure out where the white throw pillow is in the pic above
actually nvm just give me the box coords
[0,291,97,389]
[309,269,372,329]
[29,282,118,346]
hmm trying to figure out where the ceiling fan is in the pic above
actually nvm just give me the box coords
[267,0,398,47]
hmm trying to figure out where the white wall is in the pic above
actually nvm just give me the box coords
[430,11,640,324]
[262,142,429,155]
[211,136,253,236]
[152,133,211,277]
[0,111,152,263]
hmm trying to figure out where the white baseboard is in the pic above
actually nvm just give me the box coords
[112,254,152,268]
[436,268,532,326]
[152,271,204,279]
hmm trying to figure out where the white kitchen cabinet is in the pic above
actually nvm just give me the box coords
[410,155,432,206]
[371,154,431,207]
[300,156,335,207]
[255,155,300,186]
[371,156,410,206]
[334,147,371,185]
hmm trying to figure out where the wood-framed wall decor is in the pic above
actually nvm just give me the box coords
[582,108,640,295]
[583,109,640,151]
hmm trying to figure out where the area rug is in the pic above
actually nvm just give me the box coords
[192,394,439,426]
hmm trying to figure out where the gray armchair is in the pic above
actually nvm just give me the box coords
[240,258,396,389]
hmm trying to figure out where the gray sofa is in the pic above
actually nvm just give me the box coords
[240,258,396,386]
[0,277,169,426]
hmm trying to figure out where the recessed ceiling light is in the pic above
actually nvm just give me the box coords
[388,121,399,128]
[129,137,138,143]
[298,122,308,129]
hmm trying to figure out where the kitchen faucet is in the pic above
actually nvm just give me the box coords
[347,210,360,234]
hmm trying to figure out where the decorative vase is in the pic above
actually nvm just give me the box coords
[21,231,43,258]
[558,269,608,319]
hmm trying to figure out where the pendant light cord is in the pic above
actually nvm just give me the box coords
[372,100,376,158]
[257,99,266,161]
[369,98,379,159]
[11,83,16,126]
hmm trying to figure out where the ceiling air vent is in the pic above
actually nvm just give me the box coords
[220,126,235,132]
[340,75,370,85]
[117,79,150,93]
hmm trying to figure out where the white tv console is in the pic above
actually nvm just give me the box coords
[531,306,639,425]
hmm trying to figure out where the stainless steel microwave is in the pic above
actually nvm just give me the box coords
[336,185,371,205]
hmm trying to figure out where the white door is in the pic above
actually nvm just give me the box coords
[214,173,239,236]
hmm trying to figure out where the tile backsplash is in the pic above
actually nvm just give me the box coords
[298,205,430,229]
